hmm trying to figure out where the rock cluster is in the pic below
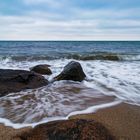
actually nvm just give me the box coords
[0,61,86,97]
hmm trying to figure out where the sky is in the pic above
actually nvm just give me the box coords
[0,0,140,40]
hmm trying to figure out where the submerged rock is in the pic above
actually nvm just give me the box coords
[20,119,114,140]
[103,55,119,61]
[54,61,86,82]
[0,69,48,97]
[30,64,52,75]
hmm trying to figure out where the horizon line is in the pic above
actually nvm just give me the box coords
[0,40,140,42]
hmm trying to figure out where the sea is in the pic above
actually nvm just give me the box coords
[0,41,140,128]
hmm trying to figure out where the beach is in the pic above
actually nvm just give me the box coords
[0,103,139,140]
[70,103,140,140]
[0,41,140,139]
[0,0,140,136]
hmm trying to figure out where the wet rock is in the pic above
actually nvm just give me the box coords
[54,61,86,82]
[103,55,119,61]
[21,119,114,140]
[30,64,52,75]
[0,69,48,97]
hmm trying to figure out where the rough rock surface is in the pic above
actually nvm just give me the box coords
[30,64,52,75]
[20,119,114,140]
[54,61,86,82]
[0,69,48,97]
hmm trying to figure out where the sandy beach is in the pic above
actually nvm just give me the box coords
[0,124,32,140]
[0,103,139,140]
[70,103,140,140]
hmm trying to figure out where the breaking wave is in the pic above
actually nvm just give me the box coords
[0,53,140,62]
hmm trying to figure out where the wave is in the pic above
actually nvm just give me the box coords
[66,54,140,61]
[0,56,140,127]
[0,53,140,61]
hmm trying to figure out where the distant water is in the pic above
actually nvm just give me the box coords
[0,41,140,127]
[0,41,140,61]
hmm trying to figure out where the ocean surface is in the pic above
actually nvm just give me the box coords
[0,41,140,128]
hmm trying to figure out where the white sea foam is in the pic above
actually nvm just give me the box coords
[0,58,140,127]
[80,60,140,105]
[0,81,116,123]
[0,99,121,129]
[119,54,140,61]
[1,58,140,105]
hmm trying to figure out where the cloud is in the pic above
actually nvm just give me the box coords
[23,0,64,9]
[0,0,140,40]
[0,11,140,40]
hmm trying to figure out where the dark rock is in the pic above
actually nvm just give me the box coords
[54,61,86,82]
[0,69,48,97]
[30,64,52,75]
[21,119,114,140]
[103,55,119,61]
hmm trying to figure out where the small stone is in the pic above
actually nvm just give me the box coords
[30,64,52,75]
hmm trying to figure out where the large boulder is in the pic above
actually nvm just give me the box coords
[30,64,52,75]
[0,69,48,97]
[20,119,114,140]
[54,61,86,82]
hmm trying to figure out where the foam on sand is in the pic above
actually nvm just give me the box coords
[0,99,121,129]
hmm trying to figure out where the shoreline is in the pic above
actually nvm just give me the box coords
[0,102,139,139]
[0,99,121,129]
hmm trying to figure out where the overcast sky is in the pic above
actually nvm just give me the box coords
[0,0,140,40]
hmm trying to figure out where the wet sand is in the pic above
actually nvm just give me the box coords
[70,103,140,140]
[0,124,32,140]
[0,103,139,140]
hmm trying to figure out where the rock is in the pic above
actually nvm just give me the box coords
[20,119,114,140]
[54,61,86,82]
[0,69,48,97]
[103,55,119,61]
[30,64,52,75]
